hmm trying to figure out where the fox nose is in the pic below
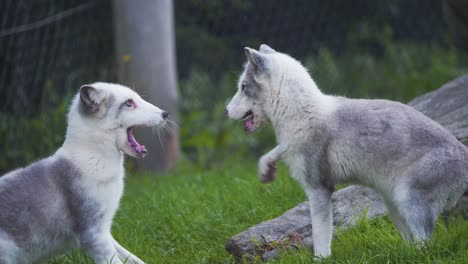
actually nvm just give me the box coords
[224,108,228,116]
[162,112,169,119]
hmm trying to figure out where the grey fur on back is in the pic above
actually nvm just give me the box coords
[324,98,468,240]
[328,98,468,198]
[0,156,101,263]
[291,91,468,243]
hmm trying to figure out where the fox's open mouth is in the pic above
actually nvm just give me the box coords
[127,127,147,158]
[242,110,255,132]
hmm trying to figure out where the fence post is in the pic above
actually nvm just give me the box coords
[113,0,179,172]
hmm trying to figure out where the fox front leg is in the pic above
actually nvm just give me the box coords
[259,145,285,183]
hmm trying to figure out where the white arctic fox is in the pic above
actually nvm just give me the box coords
[225,45,468,257]
[0,82,168,263]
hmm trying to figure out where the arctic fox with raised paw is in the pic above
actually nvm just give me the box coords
[0,83,168,264]
[225,44,468,257]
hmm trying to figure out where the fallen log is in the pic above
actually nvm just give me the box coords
[409,75,468,145]
[226,75,468,261]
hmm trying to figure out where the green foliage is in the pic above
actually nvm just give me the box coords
[0,98,69,174]
[175,0,448,79]
[306,26,466,102]
[179,69,276,168]
[175,0,253,78]
[50,159,468,263]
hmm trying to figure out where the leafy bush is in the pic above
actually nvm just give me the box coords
[179,69,276,168]
[0,99,69,174]
[306,26,466,102]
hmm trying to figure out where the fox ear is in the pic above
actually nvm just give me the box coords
[79,85,105,114]
[245,47,268,70]
[259,44,275,54]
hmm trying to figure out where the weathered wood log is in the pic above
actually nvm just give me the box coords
[226,75,468,261]
[226,186,387,262]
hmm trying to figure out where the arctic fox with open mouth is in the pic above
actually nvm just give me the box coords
[225,45,468,257]
[0,82,167,263]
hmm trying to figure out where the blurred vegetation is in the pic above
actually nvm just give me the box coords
[0,98,69,173]
[169,1,464,169]
[174,0,448,79]
[308,26,465,101]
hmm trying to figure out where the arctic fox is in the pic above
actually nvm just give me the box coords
[225,45,468,257]
[0,82,168,263]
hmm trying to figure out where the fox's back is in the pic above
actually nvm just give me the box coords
[328,98,467,183]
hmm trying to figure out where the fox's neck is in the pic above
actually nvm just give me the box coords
[57,123,125,226]
[58,124,124,174]
[265,77,335,146]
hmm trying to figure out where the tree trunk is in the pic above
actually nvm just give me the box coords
[113,0,179,172]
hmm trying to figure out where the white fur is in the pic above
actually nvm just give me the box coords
[227,49,338,256]
[271,59,337,257]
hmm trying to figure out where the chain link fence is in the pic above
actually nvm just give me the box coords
[0,0,115,117]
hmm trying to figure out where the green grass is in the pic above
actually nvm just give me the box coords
[50,158,468,264]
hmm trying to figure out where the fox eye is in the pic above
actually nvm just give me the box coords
[241,83,246,92]
[125,99,134,108]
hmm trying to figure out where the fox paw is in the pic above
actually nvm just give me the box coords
[259,156,277,183]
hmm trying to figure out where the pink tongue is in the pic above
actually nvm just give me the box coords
[245,118,254,130]
[127,129,146,153]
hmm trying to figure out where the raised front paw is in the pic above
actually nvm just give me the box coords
[259,156,277,183]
